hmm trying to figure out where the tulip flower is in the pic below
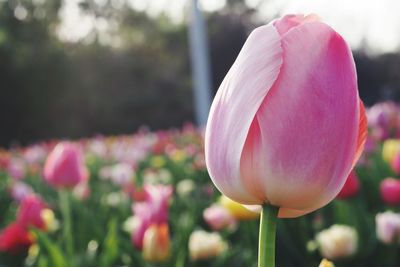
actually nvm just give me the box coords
[16,195,58,232]
[380,178,400,205]
[142,223,170,262]
[336,172,360,199]
[9,182,34,202]
[203,204,237,231]
[204,14,366,267]
[0,223,34,254]
[316,225,358,260]
[16,195,48,230]
[43,142,89,189]
[375,211,400,244]
[205,13,366,218]
[391,152,400,175]
[132,185,173,249]
[7,157,26,180]
[382,139,400,164]
[188,230,227,261]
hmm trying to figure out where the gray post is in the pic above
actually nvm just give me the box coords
[188,0,212,126]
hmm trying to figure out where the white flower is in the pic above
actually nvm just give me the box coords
[188,230,227,261]
[176,179,195,197]
[376,211,400,244]
[316,225,357,260]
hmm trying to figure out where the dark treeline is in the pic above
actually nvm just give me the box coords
[0,0,399,146]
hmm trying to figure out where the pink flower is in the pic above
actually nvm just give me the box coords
[203,204,237,231]
[73,182,91,201]
[205,14,366,218]
[7,157,26,180]
[132,185,173,249]
[391,152,400,175]
[367,102,400,141]
[16,195,47,230]
[376,211,400,244]
[380,178,400,205]
[9,182,34,202]
[43,142,89,189]
[336,172,360,199]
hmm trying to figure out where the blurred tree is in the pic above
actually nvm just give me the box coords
[0,0,399,146]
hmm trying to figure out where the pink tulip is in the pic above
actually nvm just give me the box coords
[203,204,237,231]
[205,14,367,218]
[9,182,34,202]
[7,158,26,180]
[132,185,173,249]
[380,178,400,205]
[16,195,47,230]
[376,211,400,244]
[336,172,360,199]
[391,152,400,175]
[43,142,89,189]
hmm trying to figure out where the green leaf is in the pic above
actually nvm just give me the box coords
[99,219,119,267]
[32,230,68,267]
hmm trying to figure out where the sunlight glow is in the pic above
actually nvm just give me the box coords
[58,0,400,53]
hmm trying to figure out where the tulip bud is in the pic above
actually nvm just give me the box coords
[218,195,259,220]
[44,142,89,189]
[336,172,360,199]
[375,211,400,244]
[142,224,170,262]
[203,204,237,231]
[316,225,358,260]
[188,230,227,261]
[205,14,366,218]
[380,178,400,205]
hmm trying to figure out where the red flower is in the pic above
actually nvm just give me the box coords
[337,172,360,199]
[0,223,33,254]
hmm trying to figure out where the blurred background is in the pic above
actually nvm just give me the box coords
[1,0,400,147]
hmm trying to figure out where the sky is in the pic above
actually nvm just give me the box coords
[58,0,400,54]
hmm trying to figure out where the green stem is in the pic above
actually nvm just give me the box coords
[59,190,75,267]
[258,204,279,267]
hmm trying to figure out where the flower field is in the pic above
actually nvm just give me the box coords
[1,102,400,267]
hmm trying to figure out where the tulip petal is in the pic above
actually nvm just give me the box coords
[352,101,368,167]
[205,24,283,204]
[273,14,320,36]
[241,22,360,215]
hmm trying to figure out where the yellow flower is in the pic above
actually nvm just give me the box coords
[170,150,186,163]
[150,156,166,168]
[40,209,59,232]
[218,195,259,220]
[319,259,335,267]
[382,139,400,163]
[143,224,170,262]
[28,244,39,259]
